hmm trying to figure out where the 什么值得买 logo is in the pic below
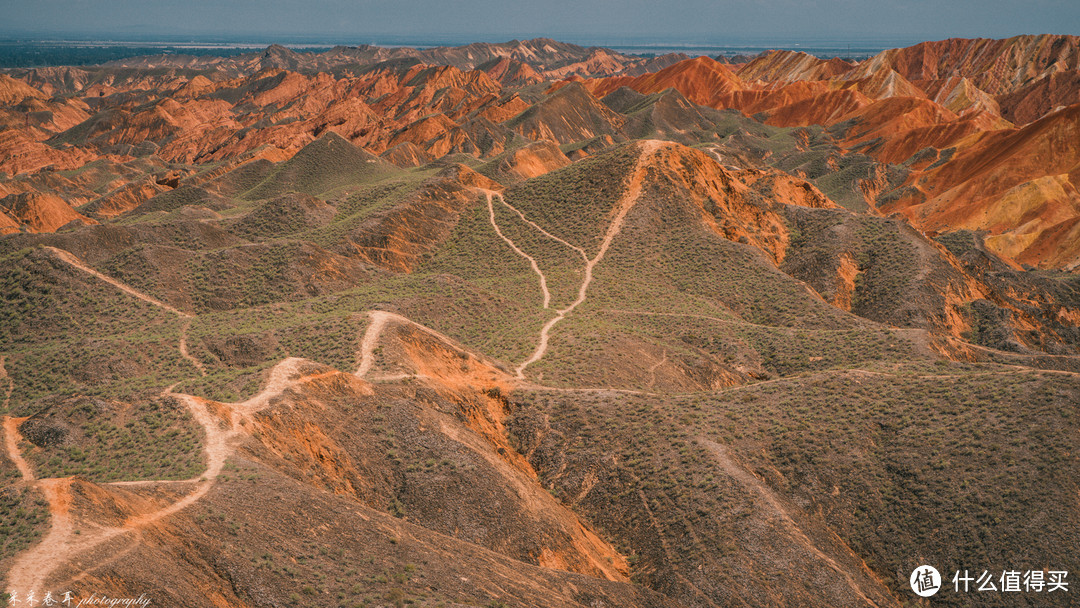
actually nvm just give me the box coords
[910,565,941,597]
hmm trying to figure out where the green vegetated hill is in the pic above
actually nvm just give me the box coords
[1,126,1078,608]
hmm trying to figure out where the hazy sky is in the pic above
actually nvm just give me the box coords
[2,0,1078,43]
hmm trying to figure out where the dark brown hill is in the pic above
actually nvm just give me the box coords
[507,81,627,144]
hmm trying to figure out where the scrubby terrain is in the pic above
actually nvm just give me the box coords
[2,35,1079,608]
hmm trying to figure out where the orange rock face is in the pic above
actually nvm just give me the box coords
[998,72,1080,125]
[0,74,46,104]
[736,51,854,84]
[494,140,572,180]
[81,178,170,219]
[559,36,1080,268]
[0,208,20,234]
[646,143,838,264]
[0,35,1078,268]
[586,56,747,107]
[0,191,96,233]
[867,35,1080,97]
[886,105,1080,268]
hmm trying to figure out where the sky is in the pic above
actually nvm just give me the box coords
[1,0,1078,44]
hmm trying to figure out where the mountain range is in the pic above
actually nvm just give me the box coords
[1,34,1079,608]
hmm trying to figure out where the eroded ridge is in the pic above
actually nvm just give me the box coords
[4,249,319,597]
[513,140,663,379]
[697,437,885,608]
[44,246,205,376]
[3,359,314,597]
[483,190,552,309]
[354,309,511,384]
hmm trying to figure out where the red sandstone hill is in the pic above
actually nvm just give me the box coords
[884,103,1080,269]
[543,37,1080,268]
[865,34,1080,96]
[0,73,46,104]
[998,71,1080,125]
[584,56,747,106]
[0,191,96,232]
[736,50,854,83]
[1,34,1079,272]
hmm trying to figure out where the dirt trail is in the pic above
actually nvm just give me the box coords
[484,191,552,309]
[3,415,35,481]
[4,478,128,598]
[713,366,1051,397]
[4,358,310,598]
[178,319,207,377]
[0,356,12,411]
[611,311,1080,380]
[494,192,588,260]
[45,246,207,377]
[697,437,886,608]
[705,145,741,171]
[44,247,187,317]
[514,141,663,379]
[121,395,233,526]
[647,350,668,388]
[229,357,308,416]
[354,310,493,380]
[951,336,1080,362]
[355,311,393,378]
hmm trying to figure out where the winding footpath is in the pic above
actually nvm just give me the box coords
[495,192,588,261]
[511,141,663,379]
[178,319,207,377]
[697,437,882,607]
[43,247,184,316]
[3,415,34,482]
[3,358,312,597]
[484,191,552,309]
[470,142,663,380]
[42,246,206,377]
[0,356,13,411]
[355,311,393,378]
[2,247,294,597]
